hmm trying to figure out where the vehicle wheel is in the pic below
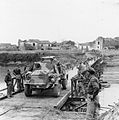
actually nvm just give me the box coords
[24,84,32,97]
[53,84,61,97]
[62,79,67,89]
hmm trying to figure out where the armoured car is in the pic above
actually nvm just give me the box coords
[24,56,68,97]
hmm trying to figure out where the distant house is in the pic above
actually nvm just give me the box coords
[0,43,18,51]
[39,40,52,50]
[95,37,104,50]
[78,42,95,51]
[94,37,119,50]
[18,39,52,50]
[78,36,119,51]
[27,39,40,49]
[18,39,27,50]
[78,37,104,51]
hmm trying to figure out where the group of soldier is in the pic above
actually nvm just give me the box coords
[76,61,101,120]
[4,65,24,98]
[4,59,63,98]
[4,57,101,119]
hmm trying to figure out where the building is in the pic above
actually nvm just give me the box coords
[94,37,104,50]
[27,39,40,49]
[78,37,103,51]
[78,36,119,51]
[78,42,95,51]
[18,39,52,50]
[0,43,18,51]
[18,39,27,50]
[39,40,52,50]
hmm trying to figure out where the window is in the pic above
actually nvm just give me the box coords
[98,41,100,45]
[33,43,35,46]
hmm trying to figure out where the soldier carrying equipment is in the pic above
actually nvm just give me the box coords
[86,67,101,120]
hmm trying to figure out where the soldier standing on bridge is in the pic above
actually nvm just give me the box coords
[13,65,23,92]
[86,67,100,120]
[4,70,13,98]
[77,62,86,96]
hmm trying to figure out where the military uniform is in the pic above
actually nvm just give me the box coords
[13,67,22,92]
[4,71,13,98]
[86,74,100,120]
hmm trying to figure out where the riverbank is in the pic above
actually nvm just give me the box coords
[0,50,85,66]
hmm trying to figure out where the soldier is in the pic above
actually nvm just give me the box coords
[77,62,86,96]
[4,70,13,98]
[51,58,59,75]
[13,65,22,92]
[86,67,100,120]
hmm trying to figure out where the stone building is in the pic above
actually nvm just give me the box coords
[18,39,52,50]
[0,43,18,51]
[95,37,104,50]
[78,37,106,51]
[78,42,95,51]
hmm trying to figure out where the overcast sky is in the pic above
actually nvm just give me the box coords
[0,0,119,45]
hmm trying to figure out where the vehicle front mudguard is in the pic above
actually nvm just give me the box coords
[52,83,62,97]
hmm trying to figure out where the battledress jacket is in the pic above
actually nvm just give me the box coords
[87,75,100,99]
[4,73,12,85]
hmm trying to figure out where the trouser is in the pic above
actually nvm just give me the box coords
[11,78,14,92]
[86,94,99,120]
[16,75,23,91]
[78,82,85,96]
[21,78,24,89]
[7,82,12,97]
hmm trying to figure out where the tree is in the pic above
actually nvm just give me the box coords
[60,40,75,46]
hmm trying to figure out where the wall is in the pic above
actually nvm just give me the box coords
[95,37,104,50]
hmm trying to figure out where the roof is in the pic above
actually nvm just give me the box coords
[39,40,50,44]
[28,39,40,43]
[28,39,50,44]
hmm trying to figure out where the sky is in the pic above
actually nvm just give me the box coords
[0,0,119,45]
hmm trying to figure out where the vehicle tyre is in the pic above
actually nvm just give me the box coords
[24,84,32,97]
[53,84,61,97]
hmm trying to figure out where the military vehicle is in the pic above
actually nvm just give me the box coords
[24,56,68,97]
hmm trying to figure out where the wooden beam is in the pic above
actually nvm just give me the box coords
[54,90,71,109]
